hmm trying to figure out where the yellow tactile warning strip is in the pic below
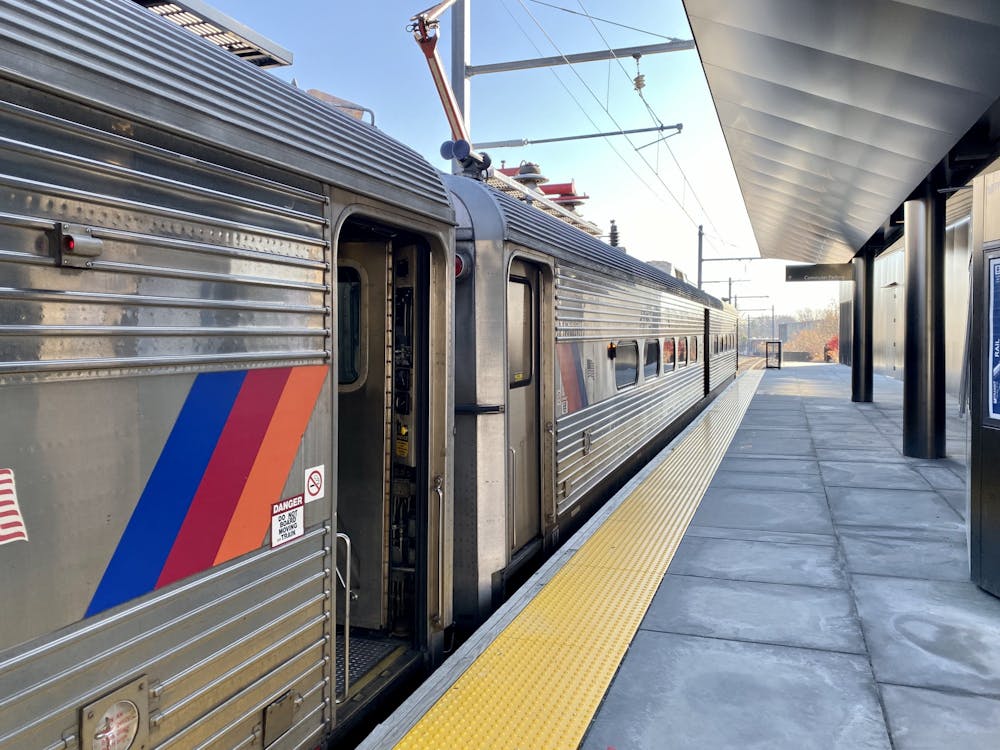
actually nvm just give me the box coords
[396,371,763,750]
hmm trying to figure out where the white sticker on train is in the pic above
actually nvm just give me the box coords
[271,494,305,547]
[304,464,325,503]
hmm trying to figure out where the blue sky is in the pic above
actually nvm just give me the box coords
[204,0,839,316]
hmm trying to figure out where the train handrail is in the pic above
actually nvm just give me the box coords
[335,532,352,704]
[508,447,517,549]
[432,475,445,627]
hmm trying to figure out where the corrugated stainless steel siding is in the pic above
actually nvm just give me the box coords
[0,529,330,750]
[555,264,706,510]
[489,187,723,310]
[0,0,452,223]
[944,216,971,396]
[873,244,905,380]
[873,215,972,397]
[0,95,329,383]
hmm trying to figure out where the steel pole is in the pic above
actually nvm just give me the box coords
[466,40,694,76]
[450,0,471,173]
[903,187,946,458]
[697,224,703,289]
[851,250,874,402]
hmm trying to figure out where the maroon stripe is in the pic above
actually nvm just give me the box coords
[156,367,291,588]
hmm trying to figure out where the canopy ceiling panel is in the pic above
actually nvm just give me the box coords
[684,0,1000,263]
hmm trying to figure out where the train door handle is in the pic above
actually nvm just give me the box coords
[432,475,445,628]
[508,447,517,548]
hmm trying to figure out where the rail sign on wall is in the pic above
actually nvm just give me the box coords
[785,263,855,282]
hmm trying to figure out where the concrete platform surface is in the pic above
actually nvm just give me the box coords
[582,363,1000,750]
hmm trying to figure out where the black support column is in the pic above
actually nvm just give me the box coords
[902,185,946,458]
[851,250,874,402]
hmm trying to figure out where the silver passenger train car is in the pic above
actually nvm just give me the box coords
[0,1,736,748]
[0,0,454,748]
[446,175,738,628]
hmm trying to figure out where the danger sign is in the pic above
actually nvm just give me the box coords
[271,494,305,547]
[304,464,325,503]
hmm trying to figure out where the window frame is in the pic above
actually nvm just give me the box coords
[662,337,676,372]
[643,339,660,381]
[507,276,534,389]
[337,265,365,388]
[614,339,640,390]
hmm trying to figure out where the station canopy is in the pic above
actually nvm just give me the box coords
[683,0,1000,264]
[132,0,292,68]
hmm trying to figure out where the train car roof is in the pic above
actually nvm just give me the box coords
[0,0,454,225]
[445,174,724,311]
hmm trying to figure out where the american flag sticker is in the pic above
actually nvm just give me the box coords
[0,468,28,545]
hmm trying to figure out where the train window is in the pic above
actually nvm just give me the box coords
[713,334,719,354]
[691,336,698,362]
[663,337,676,370]
[508,278,532,387]
[615,340,639,389]
[338,267,361,384]
[644,340,659,380]
[677,336,688,366]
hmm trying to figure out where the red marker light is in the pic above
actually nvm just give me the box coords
[63,236,75,252]
[454,251,472,280]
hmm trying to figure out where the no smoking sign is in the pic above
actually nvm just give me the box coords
[304,464,325,503]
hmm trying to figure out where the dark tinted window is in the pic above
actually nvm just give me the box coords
[663,338,675,370]
[644,340,659,380]
[677,336,688,366]
[615,341,639,389]
[338,267,361,384]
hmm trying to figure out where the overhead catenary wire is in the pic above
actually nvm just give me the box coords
[528,0,685,42]
[512,0,708,240]
[509,0,733,260]
[498,0,667,205]
[573,0,729,253]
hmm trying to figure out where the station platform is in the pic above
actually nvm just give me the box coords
[359,363,1000,749]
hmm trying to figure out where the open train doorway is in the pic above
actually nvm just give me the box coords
[335,220,431,731]
[507,259,542,562]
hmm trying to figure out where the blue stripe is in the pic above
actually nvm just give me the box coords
[87,371,246,617]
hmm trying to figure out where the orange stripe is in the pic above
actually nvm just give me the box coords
[214,365,328,564]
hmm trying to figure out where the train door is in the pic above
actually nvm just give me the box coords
[704,308,712,395]
[507,259,541,557]
[335,231,428,722]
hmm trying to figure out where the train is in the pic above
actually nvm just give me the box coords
[0,1,738,748]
